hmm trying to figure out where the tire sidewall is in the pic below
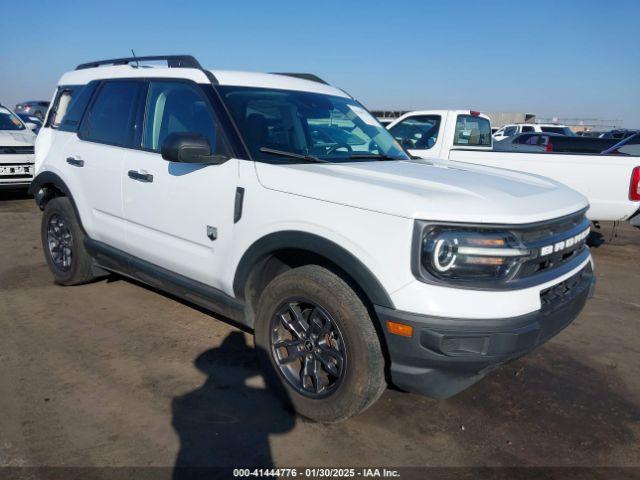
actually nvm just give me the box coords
[41,198,84,284]
[255,266,384,422]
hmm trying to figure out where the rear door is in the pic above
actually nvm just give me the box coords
[63,80,145,250]
[122,79,239,289]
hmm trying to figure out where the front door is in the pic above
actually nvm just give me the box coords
[122,80,238,289]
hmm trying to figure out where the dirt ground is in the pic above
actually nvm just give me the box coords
[1,190,639,474]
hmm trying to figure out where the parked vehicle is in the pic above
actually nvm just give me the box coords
[14,100,50,121]
[0,105,36,190]
[599,129,639,140]
[493,132,620,154]
[15,113,43,133]
[576,131,605,138]
[493,133,563,153]
[387,110,640,223]
[493,123,575,141]
[32,55,594,422]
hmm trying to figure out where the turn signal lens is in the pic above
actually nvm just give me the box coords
[387,321,414,337]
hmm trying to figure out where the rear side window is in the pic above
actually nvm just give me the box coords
[454,115,492,146]
[58,83,98,132]
[388,115,441,150]
[521,126,535,132]
[49,83,99,132]
[80,81,143,147]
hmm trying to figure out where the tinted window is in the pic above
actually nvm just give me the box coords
[454,115,492,146]
[57,83,98,132]
[503,126,518,137]
[521,126,535,132]
[143,81,228,155]
[81,81,143,146]
[541,126,573,136]
[388,115,441,150]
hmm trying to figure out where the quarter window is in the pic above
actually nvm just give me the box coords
[143,81,228,156]
[81,81,143,147]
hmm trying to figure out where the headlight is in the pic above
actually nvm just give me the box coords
[421,227,532,284]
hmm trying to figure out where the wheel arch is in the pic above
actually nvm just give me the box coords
[234,231,395,323]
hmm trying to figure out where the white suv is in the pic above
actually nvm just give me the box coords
[493,123,576,141]
[32,55,595,422]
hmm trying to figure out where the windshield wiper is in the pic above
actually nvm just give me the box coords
[347,153,401,161]
[259,147,328,163]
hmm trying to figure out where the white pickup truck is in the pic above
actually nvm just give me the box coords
[386,110,640,225]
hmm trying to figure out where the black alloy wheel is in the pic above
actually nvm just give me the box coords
[270,299,347,398]
[46,213,73,272]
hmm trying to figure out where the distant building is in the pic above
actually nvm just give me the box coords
[484,112,536,128]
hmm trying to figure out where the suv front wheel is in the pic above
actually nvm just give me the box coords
[255,265,386,423]
[41,197,96,286]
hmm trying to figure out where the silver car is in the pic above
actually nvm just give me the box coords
[493,132,562,153]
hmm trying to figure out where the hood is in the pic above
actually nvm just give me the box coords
[0,130,36,147]
[255,158,589,224]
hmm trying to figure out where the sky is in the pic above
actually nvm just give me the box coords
[1,0,639,128]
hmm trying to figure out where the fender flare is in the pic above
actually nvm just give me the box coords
[233,230,394,309]
[29,171,84,228]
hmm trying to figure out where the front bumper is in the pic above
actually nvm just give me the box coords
[375,264,595,398]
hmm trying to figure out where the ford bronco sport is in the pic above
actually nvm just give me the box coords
[31,55,595,422]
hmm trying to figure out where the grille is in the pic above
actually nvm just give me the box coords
[515,210,590,280]
[0,146,35,155]
[540,264,593,307]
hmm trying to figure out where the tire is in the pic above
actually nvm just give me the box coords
[255,265,386,423]
[41,197,96,286]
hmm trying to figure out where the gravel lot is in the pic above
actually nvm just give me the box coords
[1,190,639,473]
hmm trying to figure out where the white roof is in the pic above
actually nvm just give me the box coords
[57,65,350,98]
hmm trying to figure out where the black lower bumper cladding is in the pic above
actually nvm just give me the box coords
[376,263,595,398]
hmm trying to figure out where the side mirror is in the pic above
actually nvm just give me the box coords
[25,122,38,131]
[161,132,223,164]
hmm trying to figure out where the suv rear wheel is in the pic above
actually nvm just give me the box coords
[255,265,386,423]
[41,197,96,285]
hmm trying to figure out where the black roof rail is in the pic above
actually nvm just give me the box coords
[74,54,218,84]
[272,72,329,85]
[76,55,202,70]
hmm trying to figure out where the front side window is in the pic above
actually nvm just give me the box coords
[454,115,492,146]
[388,115,441,150]
[143,81,228,155]
[0,106,26,131]
[81,81,143,146]
[218,86,408,163]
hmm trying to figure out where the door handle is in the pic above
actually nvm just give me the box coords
[128,170,154,183]
[66,157,84,167]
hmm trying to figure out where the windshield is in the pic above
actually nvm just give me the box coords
[218,86,409,163]
[0,107,26,131]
